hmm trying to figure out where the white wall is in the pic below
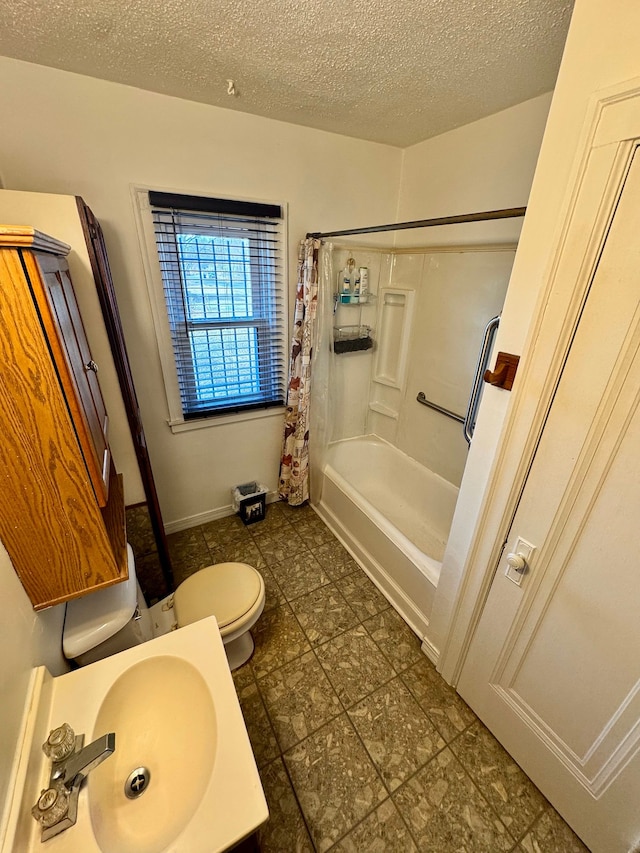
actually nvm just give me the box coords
[433,0,640,670]
[0,546,67,841]
[395,92,553,247]
[396,248,515,486]
[0,57,402,528]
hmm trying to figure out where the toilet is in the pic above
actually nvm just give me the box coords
[63,544,154,667]
[173,563,265,670]
[63,545,266,671]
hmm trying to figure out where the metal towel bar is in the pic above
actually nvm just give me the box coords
[463,315,501,445]
[416,392,464,424]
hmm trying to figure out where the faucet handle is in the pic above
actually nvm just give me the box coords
[31,781,70,829]
[42,723,76,763]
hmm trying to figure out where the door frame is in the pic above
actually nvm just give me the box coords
[76,198,175,593]
[440,77,640,684]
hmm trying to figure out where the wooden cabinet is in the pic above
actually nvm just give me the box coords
[0,226,127,609]
[25,249,111,506]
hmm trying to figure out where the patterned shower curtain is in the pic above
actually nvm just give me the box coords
[278,237,321,505]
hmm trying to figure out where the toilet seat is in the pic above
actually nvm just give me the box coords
[174,562,265,645]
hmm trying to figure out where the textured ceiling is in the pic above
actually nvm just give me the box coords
[1,0,573,147]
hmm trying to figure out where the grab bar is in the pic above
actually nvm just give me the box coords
[416,392,464,424]
[463,314,500,445]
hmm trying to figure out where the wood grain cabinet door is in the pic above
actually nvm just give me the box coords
[24,251,111,505]
[0,239,126,608]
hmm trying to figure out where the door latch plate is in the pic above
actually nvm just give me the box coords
[505,537,536,586]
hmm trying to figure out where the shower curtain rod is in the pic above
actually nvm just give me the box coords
[306,206,526,240]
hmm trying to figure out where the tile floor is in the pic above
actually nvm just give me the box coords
[125,504,169,601]
[162,501,589,853]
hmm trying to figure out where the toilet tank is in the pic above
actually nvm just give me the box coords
[63,544,153,666]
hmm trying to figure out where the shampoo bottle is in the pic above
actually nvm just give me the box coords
[351,268,360,303]
[338,258,356,303]
[359,267,369,302]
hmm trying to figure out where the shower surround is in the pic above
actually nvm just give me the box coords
[313,244,515,658]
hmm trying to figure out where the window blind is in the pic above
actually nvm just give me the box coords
[149,194,286,418]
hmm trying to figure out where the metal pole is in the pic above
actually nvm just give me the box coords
[416,392,465,424]
[306,206,526,240]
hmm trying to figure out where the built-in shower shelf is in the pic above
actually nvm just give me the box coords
[368,401,399,420]
[373,288,415,389]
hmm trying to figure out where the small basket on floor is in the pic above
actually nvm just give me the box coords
[232,482,268,525]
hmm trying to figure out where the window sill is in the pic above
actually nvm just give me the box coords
[168,406,286,434]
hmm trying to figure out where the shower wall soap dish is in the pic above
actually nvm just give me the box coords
[333,325,373,354]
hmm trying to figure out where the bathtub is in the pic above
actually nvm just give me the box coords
[315,435,459,645]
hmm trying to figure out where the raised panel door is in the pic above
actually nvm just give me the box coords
[458,147,640,852]
[25,250,110,505]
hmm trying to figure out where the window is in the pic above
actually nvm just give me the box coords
[147,191,286,420]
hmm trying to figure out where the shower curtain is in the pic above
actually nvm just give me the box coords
[278,237,321,505]
[309,243,334,506]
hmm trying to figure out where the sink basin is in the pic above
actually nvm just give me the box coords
[12,617,268,853]
[89,656,217,853]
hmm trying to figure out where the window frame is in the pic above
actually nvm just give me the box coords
[132,185,289,432]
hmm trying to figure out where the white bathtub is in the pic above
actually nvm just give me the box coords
[315,435,459,643]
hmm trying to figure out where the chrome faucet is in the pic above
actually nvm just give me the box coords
[32,723,116,841]
[55,732,115,787]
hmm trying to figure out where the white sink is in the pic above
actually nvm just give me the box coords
[90,656,217,853]
[10,617,268,853]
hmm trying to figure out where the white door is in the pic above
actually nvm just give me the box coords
[458,147,640,853]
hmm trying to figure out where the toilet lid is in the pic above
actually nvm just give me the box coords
[173,563,263,629]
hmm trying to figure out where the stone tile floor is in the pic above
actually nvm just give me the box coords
[166,501,589,853]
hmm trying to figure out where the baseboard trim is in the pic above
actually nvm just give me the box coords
[421,636,440,666]
[164,491,280,534]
